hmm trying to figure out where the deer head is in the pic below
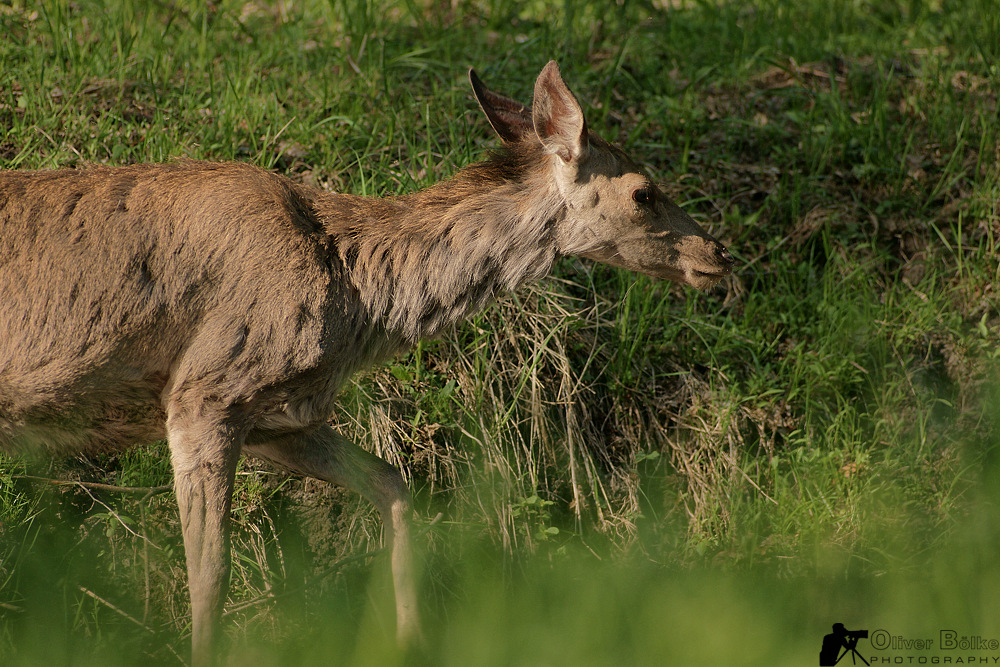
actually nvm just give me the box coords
[470,61,734,290]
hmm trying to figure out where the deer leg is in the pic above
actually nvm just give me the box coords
[166,409,242,666]
[244,425,421,647]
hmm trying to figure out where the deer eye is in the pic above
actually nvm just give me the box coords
[632,186,653,206]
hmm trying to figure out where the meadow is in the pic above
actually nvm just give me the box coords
[1,0,998,664]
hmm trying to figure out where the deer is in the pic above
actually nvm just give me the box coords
[0,61,733,663]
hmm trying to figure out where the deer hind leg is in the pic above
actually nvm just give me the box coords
[166,407,243,666]
[244,425,421,647]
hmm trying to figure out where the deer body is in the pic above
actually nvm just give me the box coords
[0,62,732,663]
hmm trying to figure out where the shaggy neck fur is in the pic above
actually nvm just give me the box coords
[317,145,565,343]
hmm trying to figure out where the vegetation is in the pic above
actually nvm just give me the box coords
[1,0,997,664]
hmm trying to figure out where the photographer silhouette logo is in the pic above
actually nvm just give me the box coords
[820,623,870,665]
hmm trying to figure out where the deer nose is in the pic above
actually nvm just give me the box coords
[717,245,734,265]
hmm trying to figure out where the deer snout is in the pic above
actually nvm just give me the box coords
[716,245,734,267]
[709,244,735,279]
[680,235,734,290]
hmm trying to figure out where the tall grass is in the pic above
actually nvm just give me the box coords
[1,0,998,664]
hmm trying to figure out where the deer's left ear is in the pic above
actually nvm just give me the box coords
[532,61,589,164]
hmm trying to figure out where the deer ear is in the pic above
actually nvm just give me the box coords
[469,68,534,144]
[531,61,589,164]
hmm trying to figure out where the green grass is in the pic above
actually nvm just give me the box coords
[1,0,999,664]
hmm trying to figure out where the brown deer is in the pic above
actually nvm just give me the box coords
[0,61,732,662]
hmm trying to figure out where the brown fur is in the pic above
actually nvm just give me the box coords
[0,61,732,663]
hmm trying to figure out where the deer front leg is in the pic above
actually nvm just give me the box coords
[245,425,421,648]
[167,409,243,666]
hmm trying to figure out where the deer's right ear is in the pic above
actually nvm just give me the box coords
[469,68,534,144]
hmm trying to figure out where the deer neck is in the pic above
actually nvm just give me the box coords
[320,160,564,344]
